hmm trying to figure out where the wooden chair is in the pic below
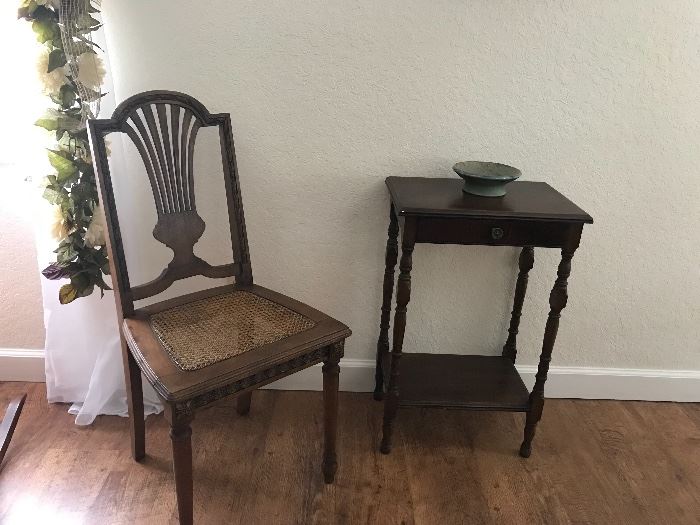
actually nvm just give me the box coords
[87,90,351,524]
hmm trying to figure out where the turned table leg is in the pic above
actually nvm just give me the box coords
[380,218,416,454]
[502,247,535,363]
[520,244,578,458]
[374,205,400,401]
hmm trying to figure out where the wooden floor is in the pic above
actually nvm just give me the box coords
[0,383,698,524]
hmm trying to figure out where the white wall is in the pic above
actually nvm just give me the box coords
[0,1,47,354]
[98,0,700,375]
[0,180,44,351]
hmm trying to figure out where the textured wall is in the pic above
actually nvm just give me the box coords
[98,0,699,371]
[0,174,45,349]
[0,2,46,351]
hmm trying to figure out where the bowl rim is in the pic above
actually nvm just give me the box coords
[452,161,521,181]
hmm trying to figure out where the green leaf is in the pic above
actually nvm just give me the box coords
[42,186,63,204]
[47,49,66,73]
[77,283,95,298]
[35,109,80,132]
[32,19,56,43]
[56,244,78,263]
[35,116,58,131]
[17,0,38,19]
[31,5,58,23]
[59,283,78,304]
[76,13,101,30]
[70,271,97,298]
[47,150,78,180]
[60,85,77,108]
[57,130,87,157]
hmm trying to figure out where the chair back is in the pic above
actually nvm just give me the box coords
[88,90,252,317]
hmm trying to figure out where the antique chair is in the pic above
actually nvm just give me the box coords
[87,91,350,524]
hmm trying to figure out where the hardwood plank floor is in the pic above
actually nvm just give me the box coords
[0,383,698,524]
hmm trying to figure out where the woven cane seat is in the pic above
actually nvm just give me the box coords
[149,290,316,371]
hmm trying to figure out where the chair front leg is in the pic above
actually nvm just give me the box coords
[236,391,252,416]
[321,343,342,484]
[167,404,194,525]
[121,337,145,461]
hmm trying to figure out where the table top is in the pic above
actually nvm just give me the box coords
[386,177,593,223]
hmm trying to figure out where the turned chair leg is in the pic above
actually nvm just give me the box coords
[169,416,194,525]
[236,391,252,416]
[321,349,341,484]
[122,340,145,461]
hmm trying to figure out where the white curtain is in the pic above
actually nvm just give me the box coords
[41,279,163,425]
[40,20,163,425]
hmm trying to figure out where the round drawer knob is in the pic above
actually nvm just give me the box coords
[491,227,504,240]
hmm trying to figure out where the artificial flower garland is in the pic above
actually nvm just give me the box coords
[18,0,110,304]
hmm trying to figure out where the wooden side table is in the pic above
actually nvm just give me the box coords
[374,177,593,457]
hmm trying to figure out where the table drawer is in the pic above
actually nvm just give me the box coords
[414,217,574,247]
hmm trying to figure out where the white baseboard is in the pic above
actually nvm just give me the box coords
[266,358,700,403]
[2,351,698,402]
[514,364,700,402]
[0,348,45,382]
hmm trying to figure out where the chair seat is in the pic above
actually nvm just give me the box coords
[123,284,350,403]
[150,290,316,371]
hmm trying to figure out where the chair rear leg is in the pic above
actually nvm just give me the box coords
[236,391,252,416]
[321,349,341,484]
[170,416,194,525]
[122,340,145,461]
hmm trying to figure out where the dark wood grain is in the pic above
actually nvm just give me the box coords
[396,354,530,412]
[415,216,575,247]
[166,406,194,525]
[380,217,416,454]
[375,177,591,459]
[502,246,535,362]
[88,90,249,309]
[386,177,593,223]
[520,230,581,458]
[2,384,699,524]
[322,344,342,484]
[123,346,146,461]
[236,392,252,416]
[87,91,351,522]
[373,204,399,401]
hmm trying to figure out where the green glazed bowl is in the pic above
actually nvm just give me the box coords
[452,161,521,197]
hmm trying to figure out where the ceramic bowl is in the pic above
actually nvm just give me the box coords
[452,161,521,197]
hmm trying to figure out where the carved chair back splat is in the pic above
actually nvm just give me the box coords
[88,90,252,317]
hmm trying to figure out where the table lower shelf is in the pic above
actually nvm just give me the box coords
[392,353,531,412]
